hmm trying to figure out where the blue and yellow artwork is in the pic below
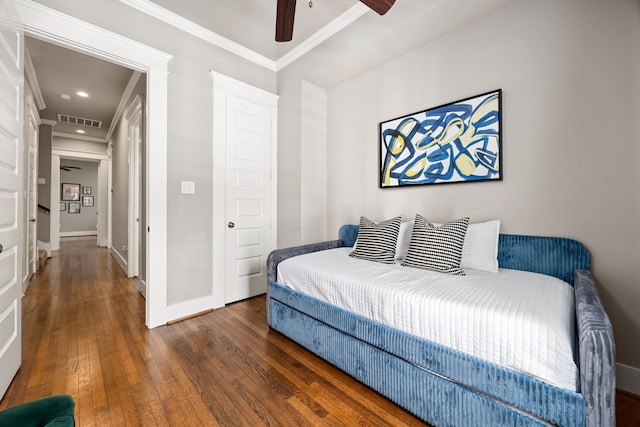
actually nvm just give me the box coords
[380,89,502,187]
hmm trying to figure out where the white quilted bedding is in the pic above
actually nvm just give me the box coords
[277,247,578,391]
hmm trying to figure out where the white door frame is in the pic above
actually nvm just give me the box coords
[210,71,278,309]
[125,95,143,278]
[23,93,40,289]
[17,0,172,328]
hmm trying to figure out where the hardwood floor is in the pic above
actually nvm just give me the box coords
[1,238,638,426]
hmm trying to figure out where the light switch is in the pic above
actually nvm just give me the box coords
[38,178,46,185]
[181,181,195,194]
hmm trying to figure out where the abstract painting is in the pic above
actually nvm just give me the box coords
[380,89,502,187]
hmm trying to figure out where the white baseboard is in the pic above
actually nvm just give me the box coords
[110,247,128,274]
[37,240,51,257]
[617,363,640,395]
[60,231,98,237]
[135,278,146,297]
[165,295,215,324]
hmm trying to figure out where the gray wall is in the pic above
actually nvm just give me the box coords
[37,123,52,242]
[109,74,147,277]
[111,97,130,262]
[278,0,640,369]
[59,159,98,234]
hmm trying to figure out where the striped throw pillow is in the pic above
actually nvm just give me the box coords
[349,216,401,264]
[402,215,470,275]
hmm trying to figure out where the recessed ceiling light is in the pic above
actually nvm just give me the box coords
[60,93,71,100]
[76,91,89,98]
[76,129,86,134]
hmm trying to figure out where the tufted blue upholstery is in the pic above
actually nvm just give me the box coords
[268,226,614,427]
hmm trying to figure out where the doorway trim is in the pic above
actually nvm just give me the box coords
[23,91,40,291]
[17,0,172,328]
[125,95,143,279]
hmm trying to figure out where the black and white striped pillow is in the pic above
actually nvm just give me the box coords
[402,215,470,275]
[349,216,401,264]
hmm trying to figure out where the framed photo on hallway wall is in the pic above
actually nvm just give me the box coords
[82,196,94,207]
[68,202,81,214]
[61,183,80,201]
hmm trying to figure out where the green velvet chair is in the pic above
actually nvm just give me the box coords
[0,395,75,427]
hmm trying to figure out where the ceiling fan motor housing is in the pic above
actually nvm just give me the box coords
[275,0,395,42]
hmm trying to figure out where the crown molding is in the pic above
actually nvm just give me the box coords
[118,0,276,71]
[118,0,370,73]
[40,119,57,126]
[53,147,110,161]
[275,3,369,71]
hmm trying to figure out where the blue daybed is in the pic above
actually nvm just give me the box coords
[266,224,615,427]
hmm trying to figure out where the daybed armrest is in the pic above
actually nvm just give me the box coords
[267,240,343,284]
[574,269,615,427]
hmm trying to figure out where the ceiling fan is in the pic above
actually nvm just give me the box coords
[60,165,81,172]
[276,0,396,42]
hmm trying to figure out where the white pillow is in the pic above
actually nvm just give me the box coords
[394,220,415,260]
[430,219,500,272]
[460,220,500,272]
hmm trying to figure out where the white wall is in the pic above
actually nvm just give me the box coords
[279,0,640,372]
[300,81,328,244]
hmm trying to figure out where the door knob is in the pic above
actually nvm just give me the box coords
[30,218,36,223]
[227,222,235,228]
[0,243,3,254]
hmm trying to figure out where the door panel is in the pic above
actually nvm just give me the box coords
[224,95,272,304]
[0,0,23,399]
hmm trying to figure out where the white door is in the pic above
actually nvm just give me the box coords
[0,0,24,399]
[126,96,142,278]
[224,94,274,304]
[25,101,39,286]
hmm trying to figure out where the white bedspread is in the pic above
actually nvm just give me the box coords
[277,247,578,391]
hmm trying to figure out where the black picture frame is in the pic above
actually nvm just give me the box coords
[379,89,502,188]
[82,196,94,207]
[61,183,81,201]
[59,202,66,212]
[82,186,92,195]
[68,202,81,214]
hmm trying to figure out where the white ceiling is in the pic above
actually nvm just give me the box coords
[26,37,135,141]
[25,0,516,142]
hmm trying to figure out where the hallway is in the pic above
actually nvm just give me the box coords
[0,239,427,426]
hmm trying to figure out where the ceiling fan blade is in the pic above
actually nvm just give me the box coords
[359,0,396,15]
[276,0,296,42]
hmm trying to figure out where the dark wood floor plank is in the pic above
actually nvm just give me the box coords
[0,238,638,426]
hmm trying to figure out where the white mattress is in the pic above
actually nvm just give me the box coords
[277,247,578,391]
